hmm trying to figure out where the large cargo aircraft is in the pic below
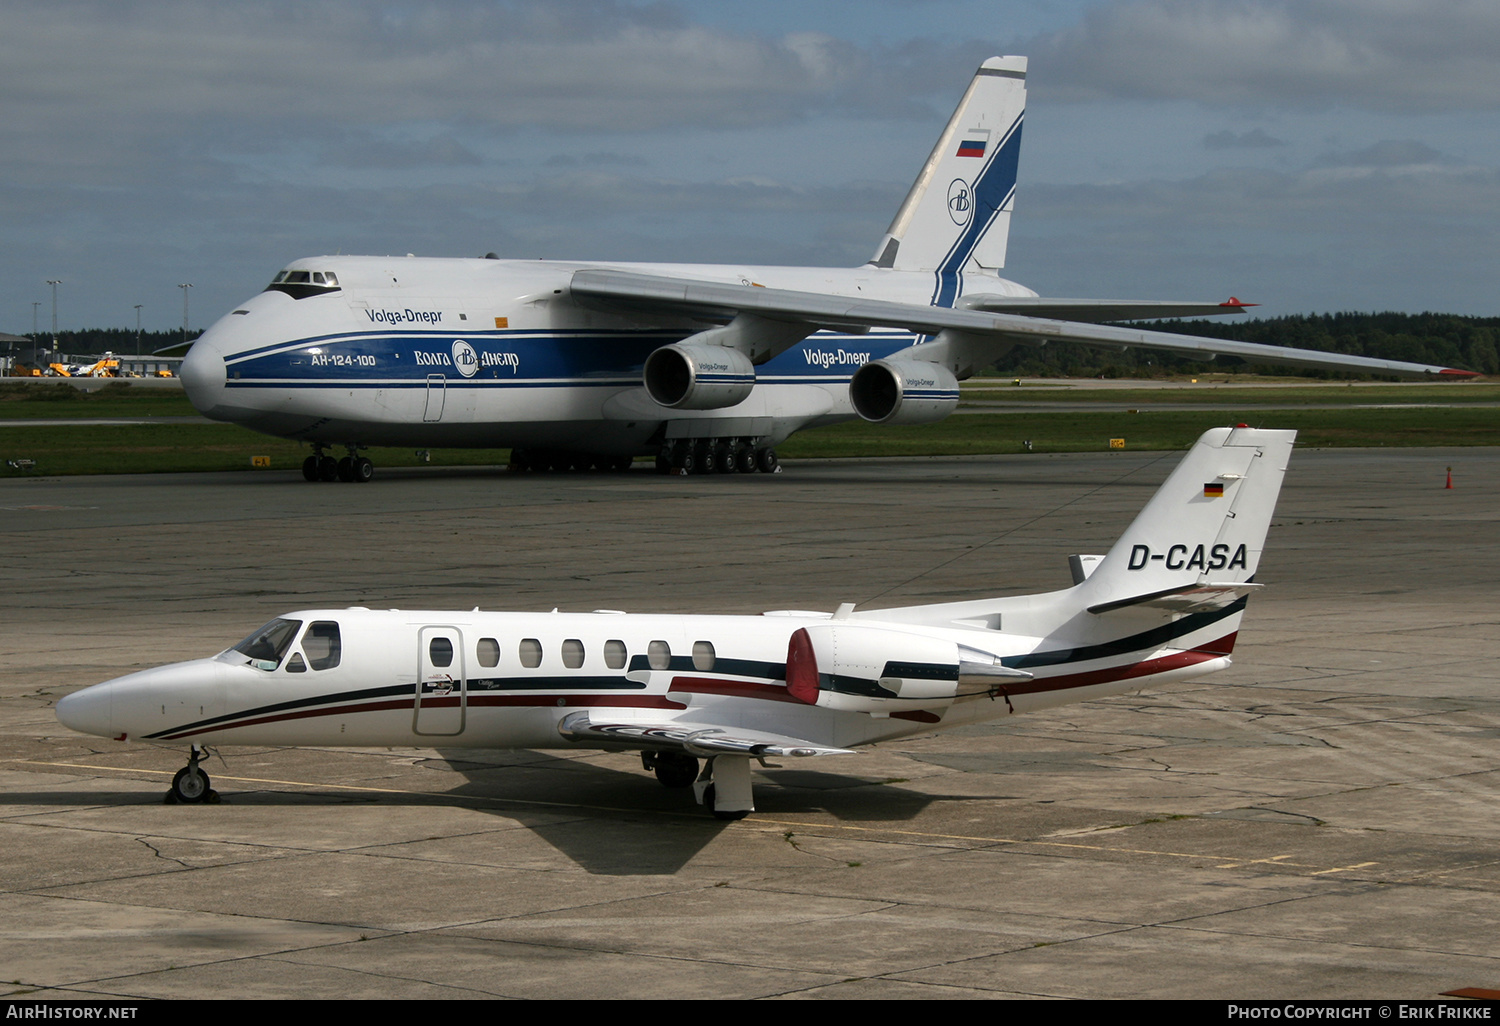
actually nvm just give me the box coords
[176,58,1467,482]
[60,426,1293,818]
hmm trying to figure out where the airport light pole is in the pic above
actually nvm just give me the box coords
[178,283,192,346]
[134,305,143,356]
[46,280,61,361]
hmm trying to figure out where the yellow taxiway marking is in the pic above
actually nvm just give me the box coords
[21,759,1374,875]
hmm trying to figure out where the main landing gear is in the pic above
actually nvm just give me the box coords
[167,745,218,804]
[654,440,778,476]
[643,751,753,820]
[302,446,374,484]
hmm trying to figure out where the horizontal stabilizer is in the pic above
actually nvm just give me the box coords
[1088,582,1263,616]
[556,711,853,758]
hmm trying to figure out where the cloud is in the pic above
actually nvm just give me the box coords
[1025,0,1500,112]
[1203,127,1286,150]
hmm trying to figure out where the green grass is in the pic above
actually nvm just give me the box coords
[960,381,1500,405]
[2,381,1495,477]
[0,381,198,419]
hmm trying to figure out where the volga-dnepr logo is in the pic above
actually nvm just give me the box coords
[451,340,478,378]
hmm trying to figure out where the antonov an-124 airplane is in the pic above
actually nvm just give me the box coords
[60,426,1293,818]
[176,57,1469,483]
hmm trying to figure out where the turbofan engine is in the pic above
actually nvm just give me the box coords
[643,343,756,410]
[848,359,959,424]
[786,623,1021,713]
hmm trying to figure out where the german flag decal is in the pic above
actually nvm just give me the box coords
[1204,482,1225,497]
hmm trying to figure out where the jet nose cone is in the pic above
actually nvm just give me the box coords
[179,338,227,417]
[56,685,113,738]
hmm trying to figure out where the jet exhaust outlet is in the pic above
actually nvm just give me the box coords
[849,359,959,425]
[644,343,756,410]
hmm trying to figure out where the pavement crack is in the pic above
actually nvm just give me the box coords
[136,837,191,869]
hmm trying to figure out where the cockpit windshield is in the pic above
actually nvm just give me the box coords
[232,618,303,667]
[264,268,341,299]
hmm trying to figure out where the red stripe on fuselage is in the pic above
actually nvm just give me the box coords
[155,692,686,740]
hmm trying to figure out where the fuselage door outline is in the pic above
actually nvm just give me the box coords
[415,625,466,736]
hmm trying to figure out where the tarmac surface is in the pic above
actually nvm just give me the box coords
[2,445,1498,1000]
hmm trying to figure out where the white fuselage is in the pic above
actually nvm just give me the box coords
[178,257,1035,454]
[55,596,1239,755]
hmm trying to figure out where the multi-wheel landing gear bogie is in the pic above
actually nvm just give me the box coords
[509,449,635,474]
[302,446,374,483]
[167,745,219,804]
[655,439,779,476]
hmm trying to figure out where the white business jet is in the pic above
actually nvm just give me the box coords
[175,57,1467,483]
[59,425,1293,818]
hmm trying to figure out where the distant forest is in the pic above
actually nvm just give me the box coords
[990,311,1499,378]
[10,311,1499,377]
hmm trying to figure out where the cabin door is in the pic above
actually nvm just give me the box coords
[423,374,446,421]
[414,625,466,736]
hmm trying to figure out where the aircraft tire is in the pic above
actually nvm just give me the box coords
[652,753,698,789]
[171,765,211,804]
[301,456,320,482]
[695,442,715,475]
[318,456,340,482]
[713,443,733,473]
[735,447,756,474]
[703,784,749,821]
[611,455,634,472]
[757,448,778,473]
[337,456,355,482]
[675,449,695,474]
[352,457,374,483]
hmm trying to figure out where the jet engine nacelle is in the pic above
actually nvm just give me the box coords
[849,359,960,424]
[643,343,756,410]
[786,623,964,713]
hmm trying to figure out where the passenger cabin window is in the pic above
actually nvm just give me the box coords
[693,641,716,672]
[303,621,341,670]
[519,638,542,669]
[477,638,500,668]
[604,640,627,670]
[233,618,302,669]
[562,639,585,669]
[648,640,671,670]
[429,637,454,668]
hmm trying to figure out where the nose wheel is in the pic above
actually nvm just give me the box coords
[167,746,219,804]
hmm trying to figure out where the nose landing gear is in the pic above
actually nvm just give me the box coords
[167,745,219,804]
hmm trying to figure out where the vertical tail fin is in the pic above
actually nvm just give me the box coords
[868,56,1027,297]
[1078,427,1297,612]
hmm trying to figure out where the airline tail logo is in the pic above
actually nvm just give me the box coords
[947,179,972,226]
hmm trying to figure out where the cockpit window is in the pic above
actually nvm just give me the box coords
[303,621,342,670]
[232,618,302,668]
[265,267,342,299]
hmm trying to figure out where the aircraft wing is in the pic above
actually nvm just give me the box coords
[556,710,854,758]
[569,268,1477,379]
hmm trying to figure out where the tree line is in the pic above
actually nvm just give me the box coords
[992,311,1499,378]
[9,311,1499,377]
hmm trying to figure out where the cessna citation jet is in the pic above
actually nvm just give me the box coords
[61,426,1292,818]
[176,57,1469,483]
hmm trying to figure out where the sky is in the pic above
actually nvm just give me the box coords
[5,0,1500,334]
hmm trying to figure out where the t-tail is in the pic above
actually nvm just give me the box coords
[865,427,1296,717]
[1074,426,1296,624]
[867,55,1027,308]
